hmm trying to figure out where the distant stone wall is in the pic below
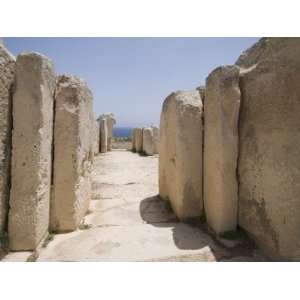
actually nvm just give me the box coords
[100,118,108,153]
[98,113,116,151]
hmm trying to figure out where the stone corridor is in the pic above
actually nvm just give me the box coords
[33,150,263,261]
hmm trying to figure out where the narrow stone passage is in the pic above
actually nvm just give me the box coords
[37,150,264,261]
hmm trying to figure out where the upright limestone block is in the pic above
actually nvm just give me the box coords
[98,113,116,151]
[159,91,203,220]
[0,45,15,235]
[93,119,100,155]
[237,38,300,260]
[151,126,160,154]
[135,128,143,153]
[131,128,137,151]
[143,127,155,155]
[9,53,55,250]
[50,75,93,232]
[100,118,108,153]
[204,65,240,234]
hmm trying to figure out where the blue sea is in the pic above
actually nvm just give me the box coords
[113,127,133,138]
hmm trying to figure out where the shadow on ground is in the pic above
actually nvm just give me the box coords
[139,195,214,251]
[139,195,265,261]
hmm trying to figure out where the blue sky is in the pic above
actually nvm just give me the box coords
[5,37,259,127]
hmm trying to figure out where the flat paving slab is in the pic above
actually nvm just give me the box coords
[37,149,265,262]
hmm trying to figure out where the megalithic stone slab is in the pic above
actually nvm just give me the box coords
[131,128,137,151]
[143,127,154,156]
[135,128,143,153]
[0,45,15,235]
[204,65,240,235]
[50,75,93,232]
[151,126,160,154]
[98,113,116,151]
[93,119,100,155]
[9,52,55,251]
[100,118,108,153]
[159,90,203,220]
[237,38,300,260]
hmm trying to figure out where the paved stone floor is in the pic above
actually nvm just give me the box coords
[36,149,265,261]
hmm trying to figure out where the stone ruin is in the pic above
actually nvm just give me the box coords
[159,37,300,261]
[97,113,116,153]
[50,75,93,233]
[131,126,159,156]
[159,91,203,220]
[0,46,95,251]
[1,37,300,261]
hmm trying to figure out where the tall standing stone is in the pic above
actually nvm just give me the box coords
[204,65,240,234]
[0,45,15,235]
[131,128,137,151]
[98,113,116,151]
[50,75,93,232]
[237,38,300,260]
[9,53,55,250]
[135,128,143,153]
[93,118,100,155]
[151,126,160,154]
[143,127,154,156]
[159,90,203,220]
[100,118,108,153]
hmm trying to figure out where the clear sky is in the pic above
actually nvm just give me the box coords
[4,37,259,127]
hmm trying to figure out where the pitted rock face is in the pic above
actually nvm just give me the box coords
[9,52,56,251]
[50,75,93,233]
[237,37,300,260]
[204,65,240,235]
[159,90,203,220]
[0,45,15,235]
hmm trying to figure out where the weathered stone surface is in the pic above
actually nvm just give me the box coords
[93,118,100,155]
[159,90,203,220]
[237,37,300,260]
[131,128,137,151]
[204,65,240,234]
[50,75,93,232]
[0,46,15,235]
[98,113,116,151]
[236,37,300,69]
[151,126,160,154]
[9,53,56,250]
[143,127,154,156]
[196,85,205,102]
[135,128,143,153]
[100,118,108,153]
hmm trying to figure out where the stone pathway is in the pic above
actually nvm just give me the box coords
[37,149,265,261]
